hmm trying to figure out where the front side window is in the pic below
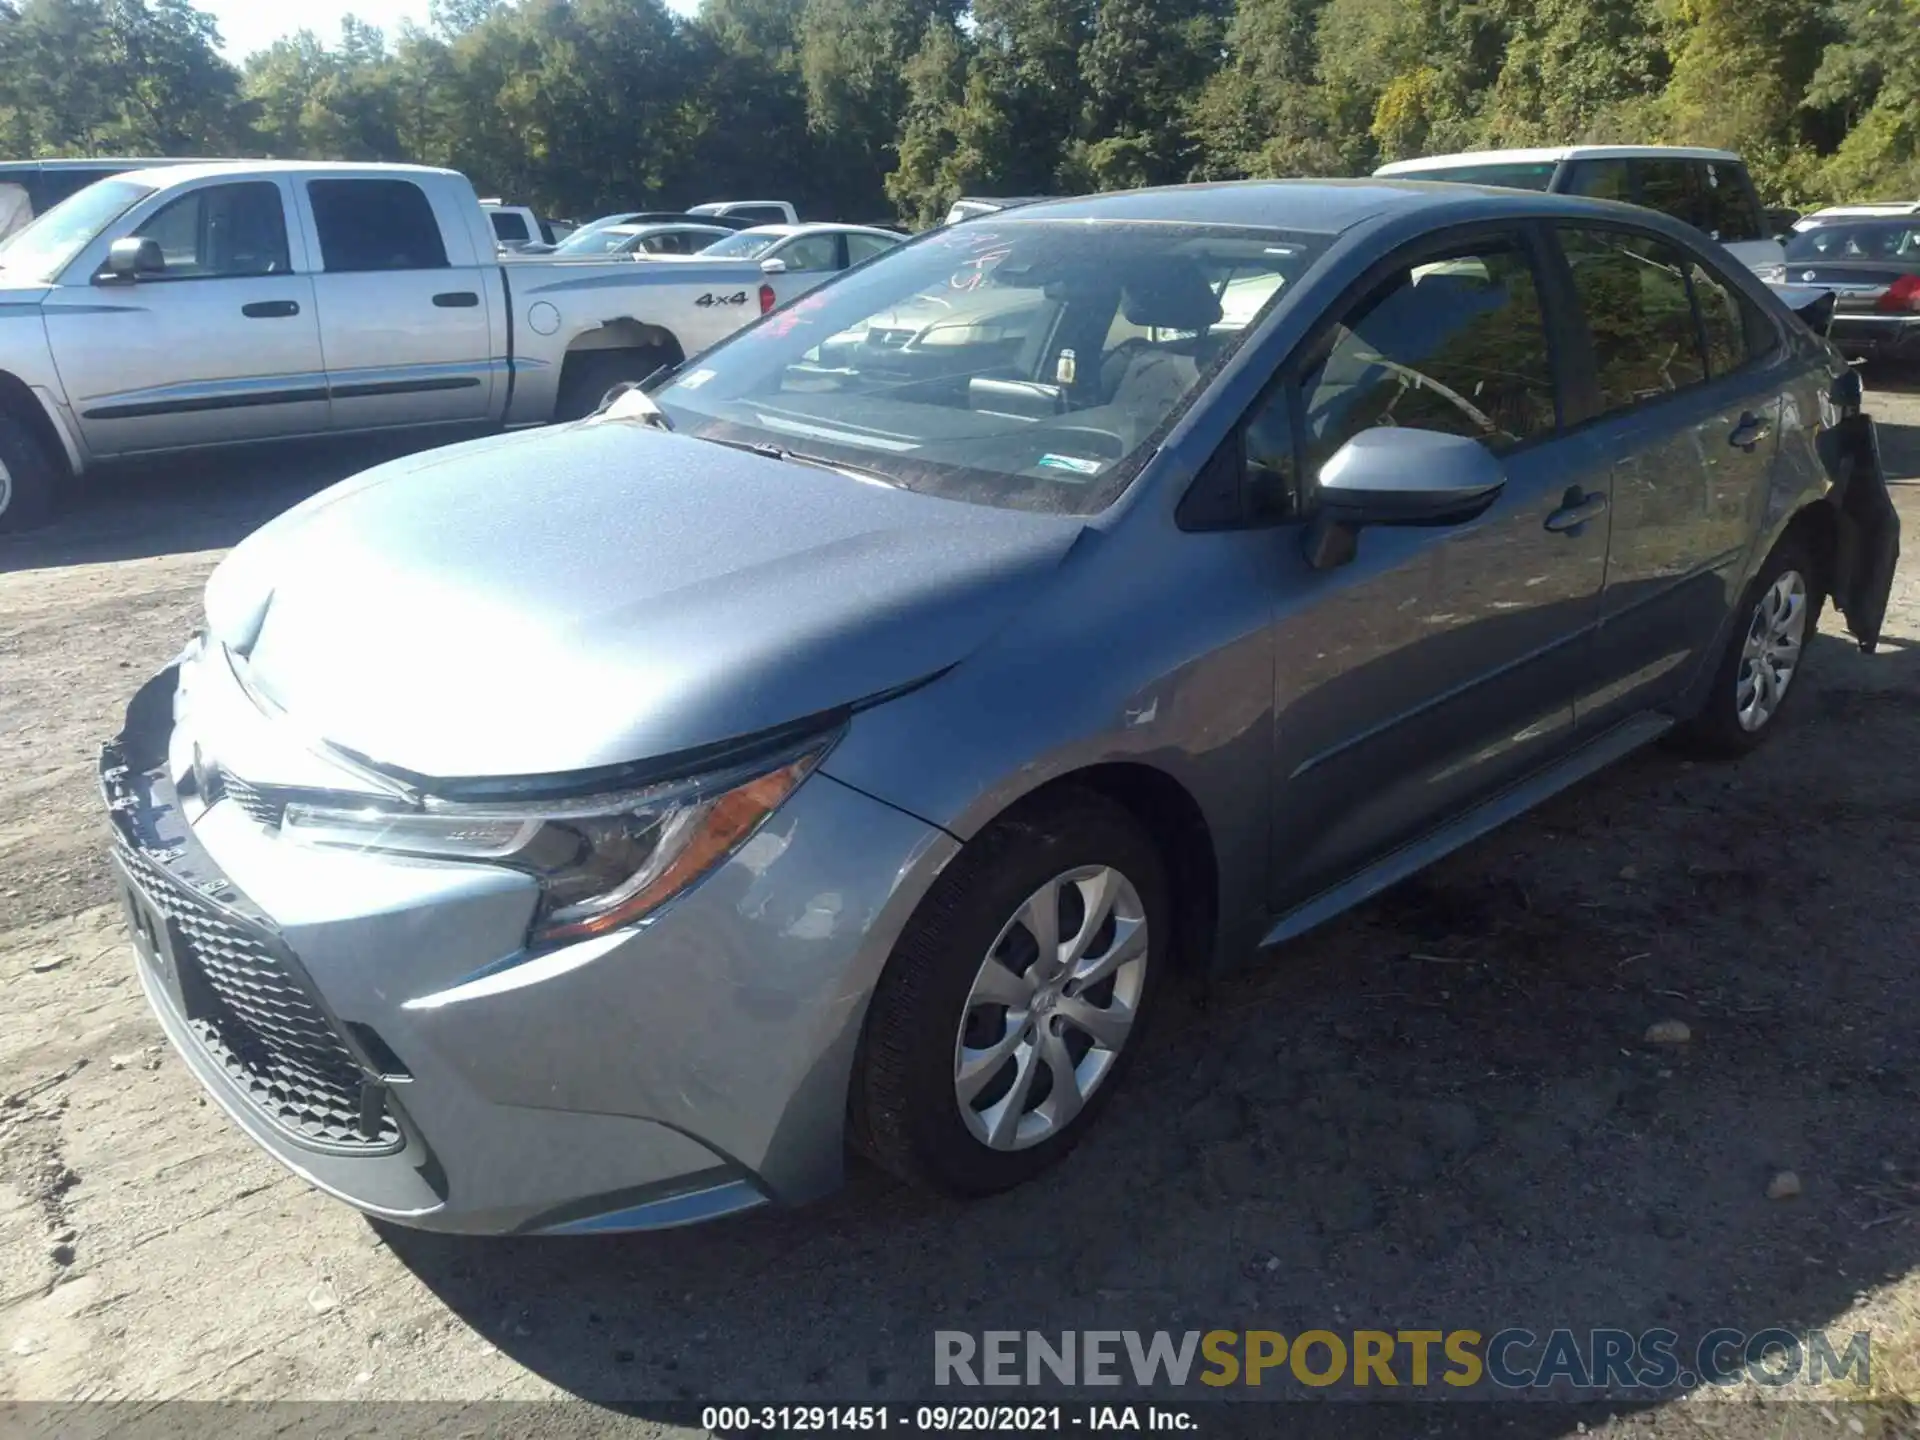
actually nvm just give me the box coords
[1559,226,1706,414]
[307,179,449,273]
[699,229,785,260]
[130,182,290,279]
[1296,236,1559,473]
[651,219,1332,514]
[776,234,840,272]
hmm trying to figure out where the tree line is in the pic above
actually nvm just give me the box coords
[0,0,1914,230]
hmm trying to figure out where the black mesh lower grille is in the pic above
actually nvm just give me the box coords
[122,848,399,1152]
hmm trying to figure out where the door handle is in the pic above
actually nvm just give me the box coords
[1544,487,1609,534]
[432,291,480,308]
[241,300,300,319]
[1729,411,1773,451]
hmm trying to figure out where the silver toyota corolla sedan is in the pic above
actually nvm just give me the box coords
[101,181,1899,1236]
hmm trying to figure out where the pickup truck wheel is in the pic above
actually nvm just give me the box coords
[851,790,1167,1198]
[1673,530,1825,758]
[0,411,57,533]
[556,347,671,422]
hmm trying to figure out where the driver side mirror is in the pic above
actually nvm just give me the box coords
[760,257,788,275]
[100,236,164,283]
[1303,427,1506,570]
[1765,206,1801,242]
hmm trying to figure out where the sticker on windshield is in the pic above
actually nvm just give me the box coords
[1037,453,1106,477]
[679,368,715,389]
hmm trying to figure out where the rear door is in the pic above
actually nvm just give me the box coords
[43,177,328,456]
[1550,223,1791,727]
[1255,225,1612,905]
[297,177,496,430]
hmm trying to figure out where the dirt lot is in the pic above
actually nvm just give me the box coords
[3,391,1920,1439]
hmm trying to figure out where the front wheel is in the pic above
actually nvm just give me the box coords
[1674,530,1825,757]
[852,790,1168,1197]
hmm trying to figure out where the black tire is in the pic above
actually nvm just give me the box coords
[1672,528,1826,758]
[0,410,59,533]
[554,346,670,422]
[852,789,1170,1197]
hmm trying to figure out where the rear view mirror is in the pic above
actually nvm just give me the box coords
[1304,427,1505,569]
[101,236,163,282]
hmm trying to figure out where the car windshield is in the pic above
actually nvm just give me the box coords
[556,227,641,256]
[1386,162,1559,191]
[1785,223,1920,261]
[699,229,787,259]
[0,177,153,282]
[653,219,1333,514]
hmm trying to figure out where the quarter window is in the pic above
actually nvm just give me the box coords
[307,179,449,273]
[130,182,291,279]
[1296,236,1558,474]
[1559,227,1706,413]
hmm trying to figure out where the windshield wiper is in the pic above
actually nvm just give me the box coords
[698,435,900,486]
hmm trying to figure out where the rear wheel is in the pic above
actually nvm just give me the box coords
[0,410,58,534]
[554,346,672,421]
[1674,530,1824,757]
[853,790,1168,1197]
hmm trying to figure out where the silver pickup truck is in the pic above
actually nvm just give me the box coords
[0,161,825,530]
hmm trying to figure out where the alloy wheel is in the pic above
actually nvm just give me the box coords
[1737,568,1809,732]
[952,865,1149,1151]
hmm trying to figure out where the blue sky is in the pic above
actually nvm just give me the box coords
[204,0,703,60]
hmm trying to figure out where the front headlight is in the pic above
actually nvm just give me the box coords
[281,743,828,945]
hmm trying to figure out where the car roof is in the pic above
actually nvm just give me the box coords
[119,159,463,188]
[979,178,1650,234]
[1374,144,1743,175]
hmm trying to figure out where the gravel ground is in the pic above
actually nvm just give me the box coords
[2,390,1920,1440]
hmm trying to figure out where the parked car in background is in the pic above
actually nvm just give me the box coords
[943,196,1058,225]
[100,180,1895,1236]
[0,162,825,529]
[1760,216,1920,364]
[689,199,799,227]
[519,210,754,254]
[1795,201,1920,231]
[682,222,902,276]
[539,222,736,260]
[1372,145,1791,272]
[0,157,216,241]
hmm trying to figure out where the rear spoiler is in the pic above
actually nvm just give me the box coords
[1766,281,1838,337]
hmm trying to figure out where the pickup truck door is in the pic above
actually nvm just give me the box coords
[294,177,497,430]
[42,178,328,456]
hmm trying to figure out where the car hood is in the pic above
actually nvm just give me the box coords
[204,421,1081,782]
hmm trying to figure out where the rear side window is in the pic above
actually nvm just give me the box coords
[307,180,449,273]
[1687,260,1752,377]
[731,205,791,226]
[1558,227,1706,414]
[847,232,897,265]
[1631,160,1696,229]
[489,210,529,244]
[1297,234,1559,465]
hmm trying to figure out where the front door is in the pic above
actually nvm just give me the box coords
[1258,227,1611,907]
[43,179,328,456]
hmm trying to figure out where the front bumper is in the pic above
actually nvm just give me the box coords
[101,658,956,1235]
[1828,313,1920,363]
